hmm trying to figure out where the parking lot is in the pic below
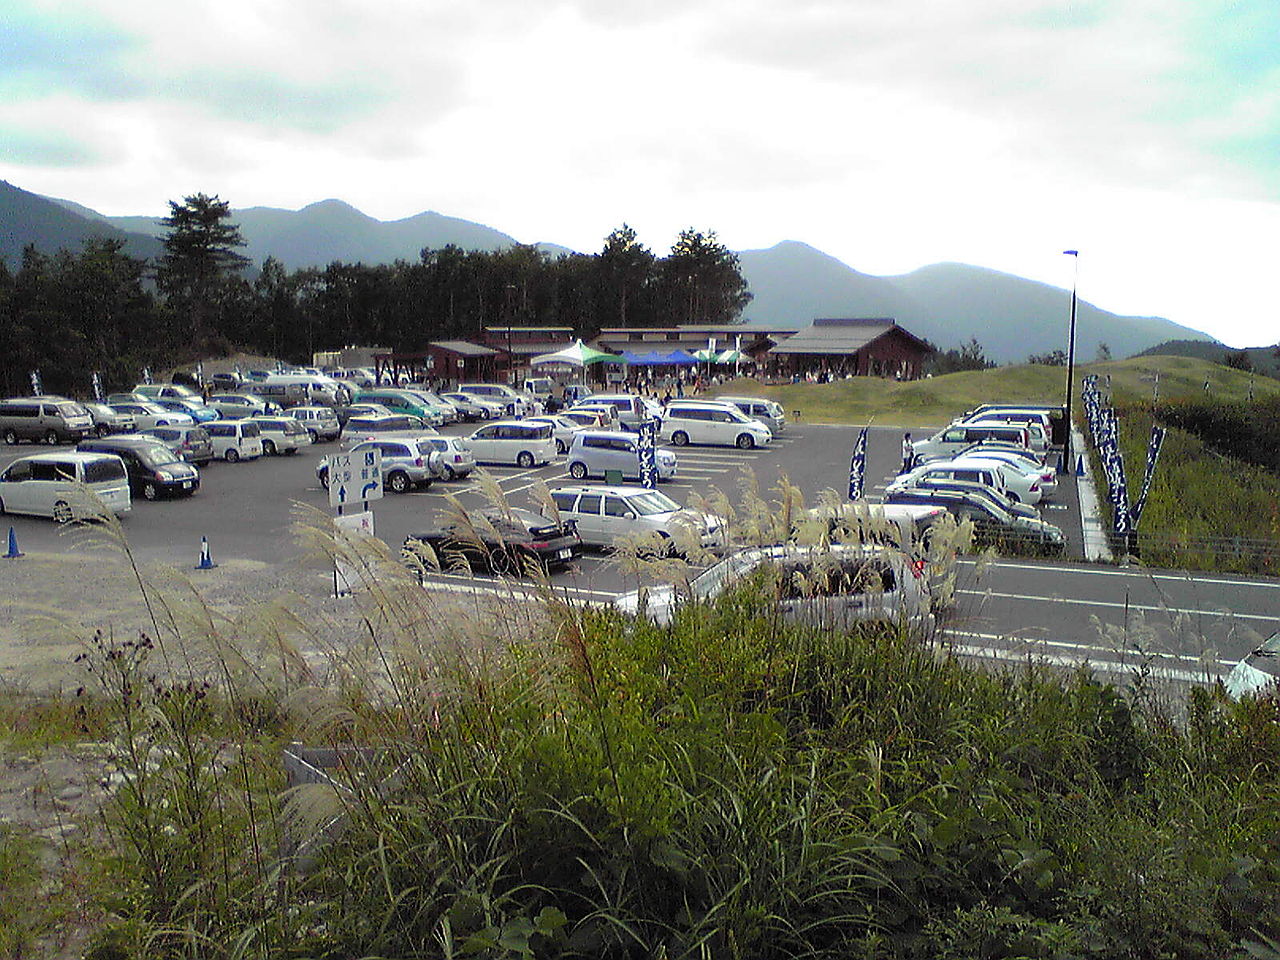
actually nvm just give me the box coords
[0,420,1083,599]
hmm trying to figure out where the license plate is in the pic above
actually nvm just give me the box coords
[557,548,572,559]
[182,481,192,489]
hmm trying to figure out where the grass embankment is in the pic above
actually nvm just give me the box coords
[705,355,1280,427]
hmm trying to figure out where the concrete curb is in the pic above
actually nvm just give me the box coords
[1072,425,1113,563]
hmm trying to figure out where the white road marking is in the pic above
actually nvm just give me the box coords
[945,629,1234,668]
[947,635,1224,684]
[959,559,1280,591]
[956,589,1277,623]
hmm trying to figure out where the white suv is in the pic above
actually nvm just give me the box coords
[549,485,725,554]
[660,400,772,449]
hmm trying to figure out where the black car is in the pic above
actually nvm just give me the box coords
[884,487,1064,555]
[404,507,581,575]
[76,436,200,500]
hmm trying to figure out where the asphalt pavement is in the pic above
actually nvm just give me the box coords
[2,422,1275,684]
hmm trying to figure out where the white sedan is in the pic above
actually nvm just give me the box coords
[106,401,194,432]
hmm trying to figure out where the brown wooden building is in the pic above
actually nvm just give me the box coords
[766,318,932,379]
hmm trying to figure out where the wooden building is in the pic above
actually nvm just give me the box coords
[765,318,932,379]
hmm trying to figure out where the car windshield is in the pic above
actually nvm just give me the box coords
[725,407,751,423]
[136,444,183,469]
[56,402,87,416]
[690,550,768,599]
[628,491,682,515]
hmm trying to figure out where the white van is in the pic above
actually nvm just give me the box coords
[911,421,1031,464]
[660,400,773,449]
[465,420,557,467]
[204,419,264,462]
[457,384,538,417]
[0,451,132,521]
[254,374,347,406]
[717,396,787,434]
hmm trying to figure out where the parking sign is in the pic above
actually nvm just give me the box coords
[328,449,383,508]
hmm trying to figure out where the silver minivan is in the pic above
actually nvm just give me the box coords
[0,398,95,445]
[565,430,678,481]
[717,396,787,434]
[0,451,132,521]
[203,419,264,462]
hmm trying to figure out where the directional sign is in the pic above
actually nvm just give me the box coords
[328,449,383,509]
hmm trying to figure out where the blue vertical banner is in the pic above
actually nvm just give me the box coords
[637,418,658,489]
[29,369,42,395]
[1131,424,1166,526]
[847,425,868,501]
[142,366,153,385]
[195,361,205,387]
[91,371,103,401]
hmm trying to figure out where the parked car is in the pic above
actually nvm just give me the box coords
[613,543,934,632]
[0,397,95,445]
[207,393,271,419]
[251,415,313,456]
[0,451,132,521]
[525,414,585,454]
[134,383,203,403]
[76,436,200,500]
[884,487,1065,554]
[716,396,787,434]
[660,400,772,449]
[106,401,194,432]
[403,506,581,575]
[560,408,613,430]
[404,389,460,424]
[353,389,445,427]
[317,437,444,493]
[210,372,242,391]
[549,485,726,554]
[889,456,1043,505]
[911,421,1031,464]
[570,393,653,431]
[465,420,557,467]
[151,397,219,424]
[1224,631,1280,699]
[203,419,264,462]
[287,405,342,441]
[81,402,136,436]
[800,501,950,555]
[565,430,678,482]
[455,383,539,417]
[437,392,494,422]
[416,435,477,480]
[143,425,214,465]
[340,414,431,444]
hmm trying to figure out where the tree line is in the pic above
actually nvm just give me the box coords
[0,194,752,398]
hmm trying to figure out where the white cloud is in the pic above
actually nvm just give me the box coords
[3,0,1279,346]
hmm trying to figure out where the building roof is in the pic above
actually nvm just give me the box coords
[768,318,931,356]
[430,341,499,357]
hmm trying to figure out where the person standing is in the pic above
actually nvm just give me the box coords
[901,432,914,472]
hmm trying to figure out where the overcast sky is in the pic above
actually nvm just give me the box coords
[3,0,1277,347]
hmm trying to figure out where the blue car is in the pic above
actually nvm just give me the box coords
[153,398,219,424]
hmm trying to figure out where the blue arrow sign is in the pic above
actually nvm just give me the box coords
[361,481,379,499]
[337,485,347,503]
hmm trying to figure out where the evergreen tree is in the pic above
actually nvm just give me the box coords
[157,193,249,347]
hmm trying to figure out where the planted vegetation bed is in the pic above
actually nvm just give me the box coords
[12,582,1278,959]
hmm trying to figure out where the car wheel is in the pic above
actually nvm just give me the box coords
[225,448,240,463]
[52,500,72,524]
[441,465,456,481]
[96,424,111,437]
[308,429,318,442]
[672,430,689,447]
[736,433,755,450]
[569,461,588,480]
[286,447,298,456]
[3,429,17,445]
[142,482,159,501]
[45,429,59,445]
[0,497,5,515]
[489,548,513,575]
[319,470,329,490]
[516,451,535,468]
[263,439,277,456]
[387,470,410,494]
[555,439,567,455]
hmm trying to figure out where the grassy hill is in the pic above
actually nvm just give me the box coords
[707,356,1280,428]
[1133,339,1280,378]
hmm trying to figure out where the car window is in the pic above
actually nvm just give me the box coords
[31,461,73,482]
[473,427,496,440]
[943,429,965,442]
[551,491,577,512]
[604,497,629,517]
[576,494,602,515]
[241,423,261,437]
[2,460,32,481]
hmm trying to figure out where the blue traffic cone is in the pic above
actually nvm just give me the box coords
[3,527,22,559]
[1075,455,1086,477]
[194,535,217,570]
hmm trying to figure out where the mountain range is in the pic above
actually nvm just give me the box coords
[1,179,1216,363]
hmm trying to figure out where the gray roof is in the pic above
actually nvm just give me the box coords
[768,318,906,355]
[430,341,499,357]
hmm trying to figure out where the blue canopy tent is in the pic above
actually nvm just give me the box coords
[620,350,651,365]
[663,349,698,364]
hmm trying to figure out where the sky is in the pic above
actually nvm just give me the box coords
[2,0,1278,347]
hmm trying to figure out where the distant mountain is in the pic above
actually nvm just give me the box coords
[0,180,165,265]
[737,242,1216,364]
[3,183,1217,360]
[1133,339,1280,378]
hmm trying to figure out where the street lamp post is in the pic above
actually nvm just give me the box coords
[1062,250,1080,471]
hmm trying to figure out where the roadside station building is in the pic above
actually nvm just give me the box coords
[765,318,932,380]
[372,341,500,386]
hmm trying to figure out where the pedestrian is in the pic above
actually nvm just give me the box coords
[676,379,684,398]
[901,432,914,472]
